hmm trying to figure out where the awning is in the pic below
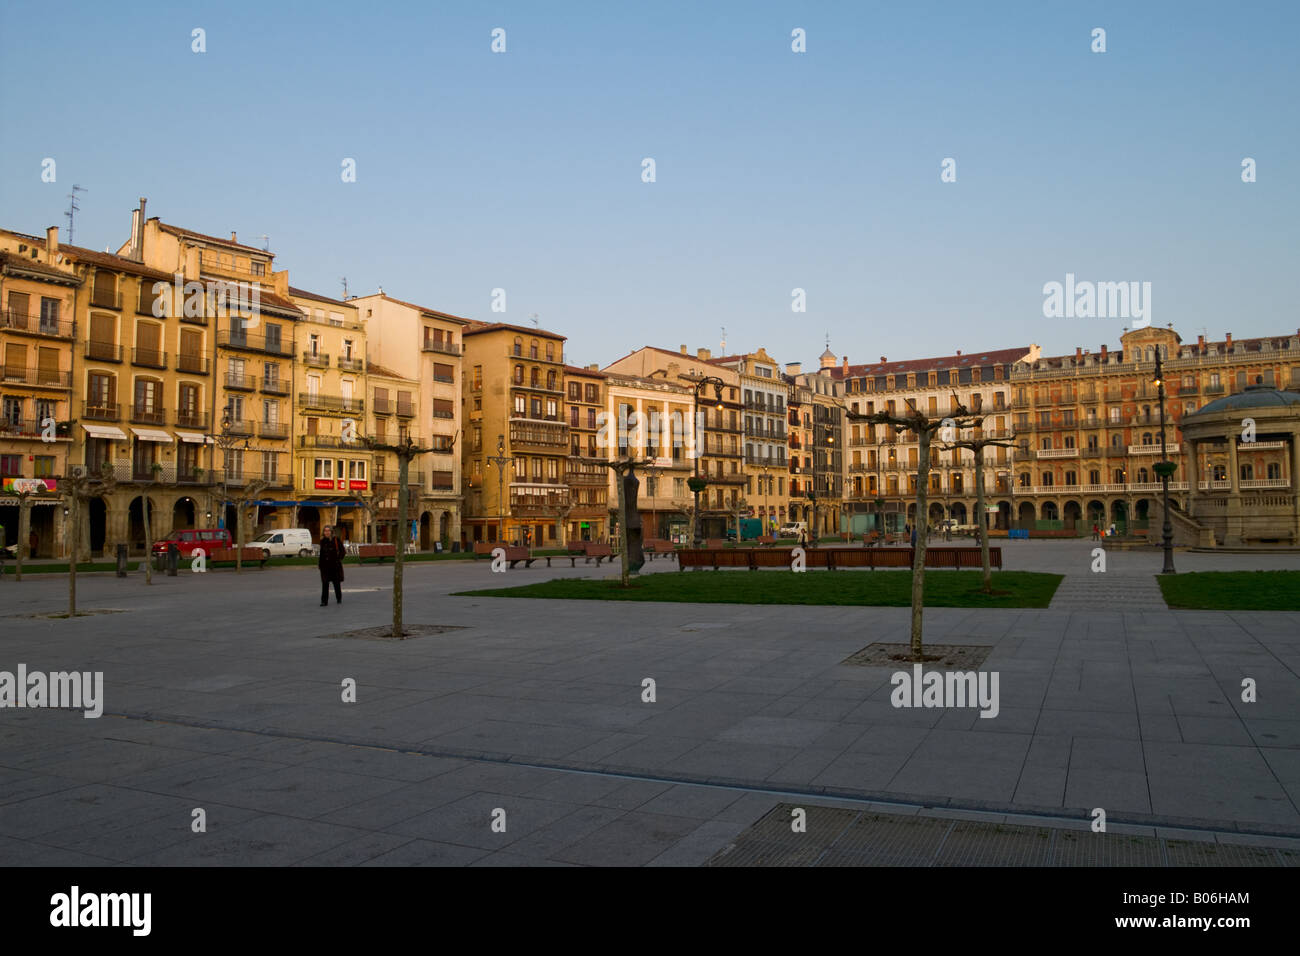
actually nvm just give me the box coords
[175,430,214,444]
[82,423,128,440]
[131,428,174,443]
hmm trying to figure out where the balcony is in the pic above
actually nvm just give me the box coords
[1241,478,1290,490]
[217,329,293,356]
[225,373,256,391]
[226,419,255,437]
[179,310,208,327]
[1129,443,1179,455]
[431,407,453,420]
[1036,448,1079,459]
[1205,384,1226,395]
[1012,397,1029,409]
[510,487,572,515]
[175,411,209,430]
[396,401,415,417]
[261,377,290,396]
[302,351,330,368]
[176,353,209,374]
[90,288,122,310]
[259,421,290,440]
[422,340,461,356]
[433,373,456,385]
[0,366,71,389]
[297,434,362,449]
[131,347,168,369]
[337,355,365,372]
[82,402,120,421]
[1080,391,1099,403]
[1104,390,1123,402]
[0,419,69,441]
[298,393,365,414]
[129,406,166,426]
[85,341,122,363]
[1,310,74,339]
[1178,384,1200,396]
[373,398,393,416]
[510,420,569,449]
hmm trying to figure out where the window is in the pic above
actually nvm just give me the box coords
[1,396,21,426]
[585,384,598,403]
[473,365,483,390]
[546,370,557,390]
[530,339,539,359]
[433,363,454,383]
[513,337,522,356]
[570,406,580,426]
[513,395,526,416]
[587,408,596,429]
[546,399,557,419]
[315,459,334,479]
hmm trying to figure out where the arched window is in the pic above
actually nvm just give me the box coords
[530,339,539,359]
[513,337,522,357]
[546,342,554,361]
[1145,347,1154,362]
[530,367,539,386]
[546,370,556,390]
[513,365,523,384]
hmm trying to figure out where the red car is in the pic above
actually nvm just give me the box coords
[151,528,231,557]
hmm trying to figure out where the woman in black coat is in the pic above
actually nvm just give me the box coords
[318,525,346,606]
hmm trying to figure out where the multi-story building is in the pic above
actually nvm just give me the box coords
[603,345,745,539]
[783,350,845,537]
[834,346,1033,534]
[564,365,609,543]
[600,368,694,542]
[0,230,79,556]
[462,322,569,547]
[130,210,303,540]
[352,293,468,549]
[1009,326,1300,535]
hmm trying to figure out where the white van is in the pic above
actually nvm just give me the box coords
[777,521,806,538]
[251,528,315,558]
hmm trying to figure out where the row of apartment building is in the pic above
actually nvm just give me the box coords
[4,200,1300,556]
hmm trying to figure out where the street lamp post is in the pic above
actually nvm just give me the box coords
[205,402,250,564]
[1153,352,1177,574]
[689,376,725,546]
[486,433,511,545]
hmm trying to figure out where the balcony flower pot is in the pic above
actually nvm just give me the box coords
[687,477,709,493]
[1153,460,1178,479]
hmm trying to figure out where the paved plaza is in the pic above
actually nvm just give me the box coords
[1,540,1298,865]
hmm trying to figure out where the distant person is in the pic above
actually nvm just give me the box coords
[910,526,918,547]
[318,525,345,606]
[1092,523,1100,541]
[1108,523,1117,537]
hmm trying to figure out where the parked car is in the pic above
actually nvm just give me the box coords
[151,528,231,558]
[250,528,315,559]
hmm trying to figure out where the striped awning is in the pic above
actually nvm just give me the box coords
[82,423,128,440]
[131,428,173,443]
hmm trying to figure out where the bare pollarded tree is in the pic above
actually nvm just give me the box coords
[940,427,1020,594]
[851,396,984,661]
[361,434,447,639]
[62,463,117,616]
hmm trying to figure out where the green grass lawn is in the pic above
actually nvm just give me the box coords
[1158,571,1300,610]
[455,569,1063,608]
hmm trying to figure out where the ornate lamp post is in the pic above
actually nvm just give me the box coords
[486,433,511,544]
[689,376,725,545]
[205,401,249,537]
[1152,352,1177,573]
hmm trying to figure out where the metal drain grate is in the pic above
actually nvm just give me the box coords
[704,803,1292,867]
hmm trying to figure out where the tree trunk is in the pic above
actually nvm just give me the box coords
[142,490,153,584]
[617,465,630,586]
[16,496,30,582]
[910,426,930,660]
[975,452,992,593]
[235,497,243,573]
[394,456,408,638]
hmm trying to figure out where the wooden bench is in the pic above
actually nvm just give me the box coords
[643,538,678,560]
[544,541,614,568]
[207,547,267,568]
[356,543,397,563]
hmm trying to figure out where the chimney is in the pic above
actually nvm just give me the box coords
[1225,332,1233,352]
[1100,344,1108,362]
[230,231,238,244]
[1075,347,1082,363]
[785,362,802,376]
[842,356,848,373]
[880,356,887,363]
[1197,334,1205,354]
[680,344,687,354]
[131,198,147,260]
[697,348,711,361]
[956,349,962,357]
[45,226,58,256]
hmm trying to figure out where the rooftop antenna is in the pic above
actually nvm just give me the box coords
[528,312,539,328]
[258,234,270,251]
[720,326,727,352]
[341,277,349,299]
[64,184,86,246]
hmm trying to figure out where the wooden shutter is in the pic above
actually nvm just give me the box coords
[4,343,26,378]
[37,347,59,385]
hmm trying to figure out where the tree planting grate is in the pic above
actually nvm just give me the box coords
[841,643,993,668]
[318,624,469,641]
[705,803,1291,867]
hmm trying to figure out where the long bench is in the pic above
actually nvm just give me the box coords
[677,546,1001,571]
[546,541,614,568]
[471,542,537,568]
[356,543,397,563]
[643,538,678,560]
[207,547,267,568]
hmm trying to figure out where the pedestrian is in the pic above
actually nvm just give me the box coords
[1108,523,1116,537]
[1092,523,1100,541]
[910,525,917,548]
[318,525,345,606]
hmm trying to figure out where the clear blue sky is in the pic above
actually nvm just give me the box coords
[3,0,1296,369]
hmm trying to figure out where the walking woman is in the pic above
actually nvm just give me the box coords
[318,525,345,606]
